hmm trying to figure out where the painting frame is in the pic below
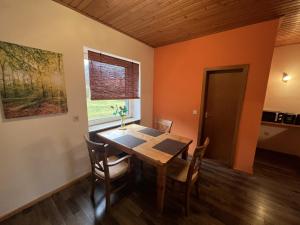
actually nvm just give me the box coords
[0,41,68,119]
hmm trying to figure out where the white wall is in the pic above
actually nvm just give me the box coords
[258,44,300,156]
[0,0,153,217]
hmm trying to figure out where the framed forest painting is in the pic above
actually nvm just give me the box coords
[0,41,68,119]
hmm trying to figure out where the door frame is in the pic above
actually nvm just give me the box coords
[197,64,249,167]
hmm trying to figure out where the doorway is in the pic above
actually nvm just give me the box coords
[198,65,248,167]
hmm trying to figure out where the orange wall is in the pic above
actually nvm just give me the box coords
[154,19,279,174]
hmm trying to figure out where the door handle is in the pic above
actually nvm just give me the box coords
[205,112,209,119]
[205,112,213,119]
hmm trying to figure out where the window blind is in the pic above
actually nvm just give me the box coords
[88,50,139,100]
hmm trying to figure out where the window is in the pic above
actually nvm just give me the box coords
[84,48,140,126]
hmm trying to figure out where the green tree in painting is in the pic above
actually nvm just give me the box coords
[0,41,67,119]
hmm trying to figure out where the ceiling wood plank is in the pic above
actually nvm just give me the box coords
[53,0,300,47]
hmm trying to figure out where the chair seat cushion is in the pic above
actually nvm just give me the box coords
[95,156,128,179]
[167,158,197,183]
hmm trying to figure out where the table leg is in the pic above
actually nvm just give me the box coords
[181,146,188,160]
[156,166,167,213]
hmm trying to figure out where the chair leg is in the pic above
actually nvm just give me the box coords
[105,179,111,212]
[171,179,175,189]
[90,175,95,200]
[140,160,143,175]
[185,186,192,216]
[128,160,135,190]
[195,178,200,200]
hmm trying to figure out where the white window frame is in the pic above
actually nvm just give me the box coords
[83,47,141,127]
[88,100,131,126]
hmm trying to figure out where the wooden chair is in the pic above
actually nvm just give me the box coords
[84,135,132,211]
[166,137,209,216]
[154,118,173,133]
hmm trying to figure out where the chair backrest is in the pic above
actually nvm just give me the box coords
[186,137,210,183]
[84,135,109,178]
[154,118,173,133]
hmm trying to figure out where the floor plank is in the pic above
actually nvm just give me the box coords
[1,149,300,225]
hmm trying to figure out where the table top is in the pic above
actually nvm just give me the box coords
[97,124,193,165]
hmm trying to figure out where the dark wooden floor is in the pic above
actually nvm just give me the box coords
[2,149,300,225]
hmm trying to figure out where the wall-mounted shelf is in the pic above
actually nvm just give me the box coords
[261,121,300,128]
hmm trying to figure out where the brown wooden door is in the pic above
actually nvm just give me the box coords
[201,66,247,166]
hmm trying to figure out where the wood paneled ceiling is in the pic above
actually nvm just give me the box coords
[53,0,300,47]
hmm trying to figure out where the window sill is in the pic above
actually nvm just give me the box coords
[88,117,140,133]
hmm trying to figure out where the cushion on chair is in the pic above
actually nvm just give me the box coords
[167,158,197,183]
[95,156,129,179]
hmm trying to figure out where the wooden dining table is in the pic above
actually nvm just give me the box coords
[97,123,193,212]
